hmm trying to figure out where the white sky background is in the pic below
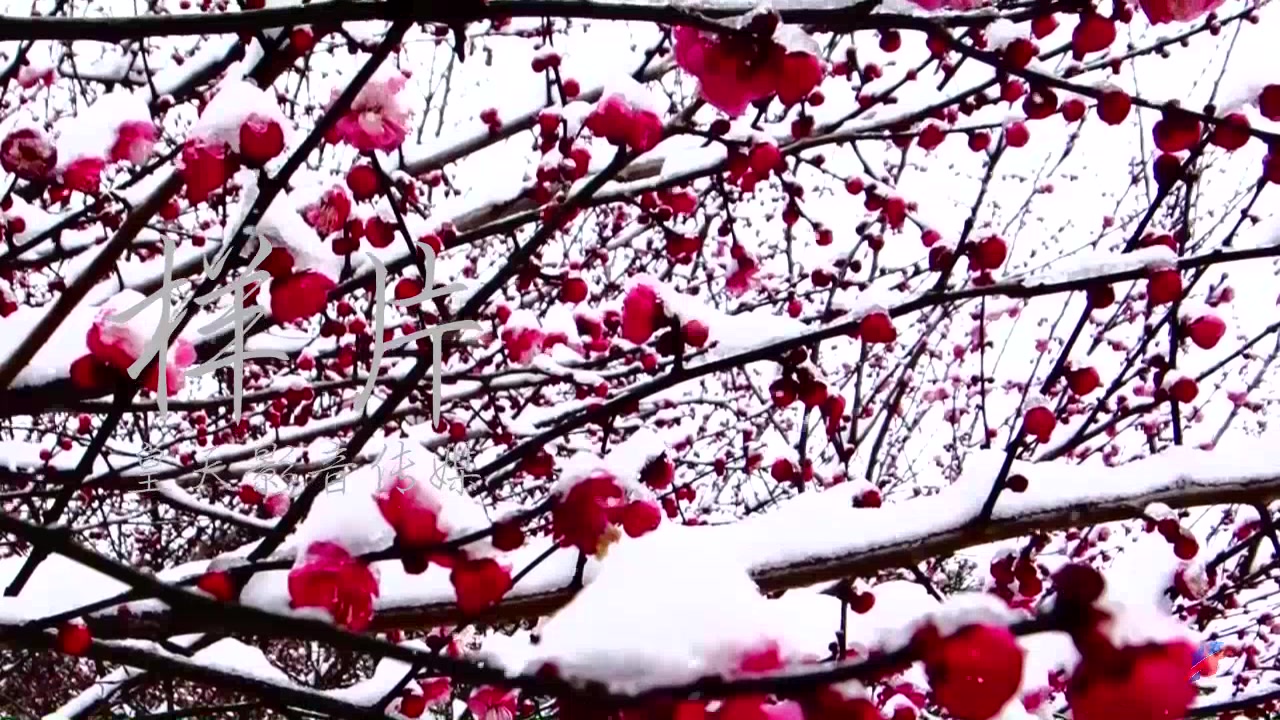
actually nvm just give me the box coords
[1,0,1278,587]
[1,0,1280,713]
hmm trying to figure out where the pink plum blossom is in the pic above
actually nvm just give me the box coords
[467,686,519,720]
[82,299,196,396]
[302,186,352,236]
[373,474,448,549]
[109,121,157,165]
[417,677,452,707]
[1,128,57,180]
[673,26,782,117]
[500,325,546,364]
[16,64,54,89]
[62,157,106,194]
[287,541,379,631]
[726,244,759,296]
[672,26,822,117]
[270,271,336,323]
[1139,0,1226,23]
[584,94,664,153]
[330,72,410,152]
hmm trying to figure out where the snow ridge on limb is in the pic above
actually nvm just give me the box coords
[44,433,1280,639]
[4,0,1280,717]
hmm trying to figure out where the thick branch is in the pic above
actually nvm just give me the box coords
[86,458,1280,637]
[0,0,1046,43]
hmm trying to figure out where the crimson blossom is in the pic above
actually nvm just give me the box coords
[1,0,1279,719]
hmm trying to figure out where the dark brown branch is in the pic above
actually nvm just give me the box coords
[0,0,1051,43]
[5,626,391,720]
[83,467,1280,638]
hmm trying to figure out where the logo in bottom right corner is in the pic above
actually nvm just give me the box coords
[1189,641,1226,682]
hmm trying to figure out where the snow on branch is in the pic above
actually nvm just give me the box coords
[3,0,1280,717]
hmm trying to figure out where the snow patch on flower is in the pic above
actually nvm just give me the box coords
[1100,532,1185,613]
[366,440,503,556]
[231,181,340,281]
[53,90,152,170]
[501,308,550,365]
[293,471,395,558]
[1159,369,1191,391]
[1097,598,1199,650]
[1020,630,1079,687]
[599,72,664,116]
[505,308,542,332]
[553,452,640,500]
[634,273,809,357]
[90,290,174,355]
[881,591,1027,653]
[514,528,796,693]
[542,303,583,345]
[190,80,292,153]
[77,289,197,395]
[984,18,1033,50]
